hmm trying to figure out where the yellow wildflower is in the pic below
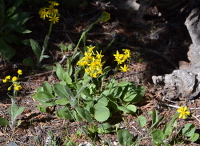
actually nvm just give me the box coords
[8,87,11,91]
[2,79,7,83]
[14,85,22,91]
[12,76,18,82]
[17,69,23,75]
[5,75,11,80]
[119,64,130,72]
[48,5,58,15]
[100,11,110,22]
[177,106,190,119]
[38,7,49,19]
[49,14,59,24]
[48,1,59,6]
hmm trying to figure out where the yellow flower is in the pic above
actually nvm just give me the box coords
[87,46,95,52]
[5,75,11,80]
[2,79,7,83]
[100,11,110,22]
[177,106,190,119]
[8,87,11,91]
[14,85,22,91]
[17,69,23,75]
[49,14,59,24]
[119,64,130,72]
[114,51,125,64]
[48,5,58,15]
[12,76,18,82]
[38,7,49,19]
[48,1,59,6]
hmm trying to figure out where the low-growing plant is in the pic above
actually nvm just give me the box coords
[0,0,31,60]
[136,107,199,145]
[0,69,25,129]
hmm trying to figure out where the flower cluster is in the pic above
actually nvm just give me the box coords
[38,1,60,24]
[177,106,190,119]
[113,49,131,72]
[2,69,23,91]
[77,46,105,78]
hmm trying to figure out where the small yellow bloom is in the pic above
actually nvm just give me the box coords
[87,46,95,52]
[49,14,59,24]
[8,87,11,91]
[48,5,58,15]
[12,76,18,82]
[17,69,23,75]
[100,11,110,22]
[48,1,59,6]
[38,7,50,19]
[177,106,190,119]
[14,85,22,91]
[2,79,7,83]
[119,64,130,72]
[5,75,11,80]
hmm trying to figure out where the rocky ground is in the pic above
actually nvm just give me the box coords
[0,1,200,145]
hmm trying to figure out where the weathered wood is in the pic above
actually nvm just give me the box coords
[152,8,200,100]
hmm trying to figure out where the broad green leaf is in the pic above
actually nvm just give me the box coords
[123,92,137,102]
[75,106,93,122]
[33,91,56,106]
[94,107,110,122]
[55,98,69,105]
[151,129,164,144]
[94,97,108,109]
[56,107,73,120]
[43,81,52,93]
[190,133,199,142]
[63,72,72,85]
[132,86,146,102]
[152,109,159,125]
[56,63,65,80]
[30,39,41,57]
[0,118,9,126]
[53,83,71,99]
[126,105,137,113]
[117,129,133,146]
[182,123,196,137]
[137,116,146,127]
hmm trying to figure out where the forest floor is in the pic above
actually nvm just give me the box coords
[0,1,200,146]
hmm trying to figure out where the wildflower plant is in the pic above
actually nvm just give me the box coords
[1,69,25,129]
[113,49,131,72]
[26,1,60,65]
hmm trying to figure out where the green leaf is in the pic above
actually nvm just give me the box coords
[30,39,41,57]
[123,92,137,102]
[66,58,73,76]
[152,109,159,125]
[56,63,65,80]
[0,118,9,126]
[33,91,56,106]
[98,123,111,134]
[63,72,72,85]
[132,86,146,102]
[75,106,93,122]
[94,107,110,122]
[126,105,137,113]
[189,133,199,142]
[151,129,164,144]
[23,58,34,66]
[37,105,47,113]
[43,81,52,93]
[117,129,133,146]
[117,106,131,113]
[56,107,73,120]
[94,97,108,109]
[53,83,73,99]
[182,123,196,137]
[137,116,146,128]
[55,98,69,105]
[0,38,16,60]
[6,0,23,17]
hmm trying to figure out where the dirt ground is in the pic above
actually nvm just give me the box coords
[0,1,200,145]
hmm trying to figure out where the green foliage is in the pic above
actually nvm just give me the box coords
[0,117,9,126]
[117,129,133,146]
[0,0,31,60]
